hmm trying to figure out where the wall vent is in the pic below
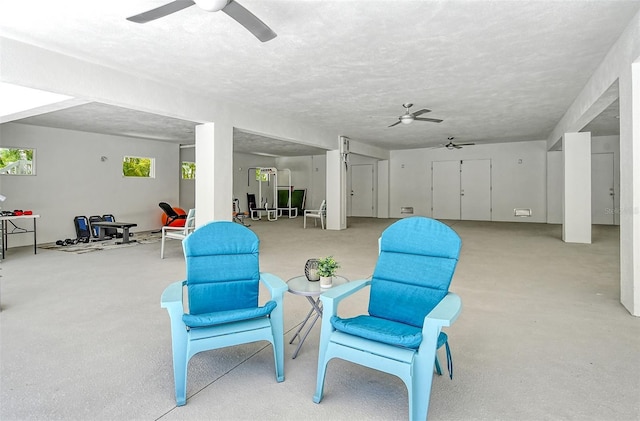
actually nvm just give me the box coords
[401,207,414,216]
[514,208,532,217]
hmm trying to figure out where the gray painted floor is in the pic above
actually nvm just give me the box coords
[1,217,638,420]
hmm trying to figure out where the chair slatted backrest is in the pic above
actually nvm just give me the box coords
[368,217,461,328]
[182,221,260,315]
[184,209,196,232]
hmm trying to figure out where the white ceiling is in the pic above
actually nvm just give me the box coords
[1,0,636,155]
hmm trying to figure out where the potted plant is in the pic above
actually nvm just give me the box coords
[317,256,340,288]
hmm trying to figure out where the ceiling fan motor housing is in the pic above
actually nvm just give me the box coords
[194,0,230,12]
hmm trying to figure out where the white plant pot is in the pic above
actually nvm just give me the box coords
[320,276,333,288]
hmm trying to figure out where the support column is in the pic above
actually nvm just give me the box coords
[195,122,233,226]
[377,160,389,218]
[619,62,640,316]
[563,132,592,244]
[326,149,346,230]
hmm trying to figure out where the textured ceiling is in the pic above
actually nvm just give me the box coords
[1,0,636,155]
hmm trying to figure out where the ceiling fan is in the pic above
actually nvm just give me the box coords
[434,137,475,150]
[126,0,277,42]
[388,103,443,128]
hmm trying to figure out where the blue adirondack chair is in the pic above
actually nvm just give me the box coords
[313,216,462,420]
[161,221,288,406]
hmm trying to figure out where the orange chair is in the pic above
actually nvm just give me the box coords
[159,202,187,227]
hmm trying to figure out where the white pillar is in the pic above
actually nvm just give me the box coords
[326,149,346,230]
[619,62,640,316]
[195,122,233,226]
[377,160,390,218]
[563,132,592,244]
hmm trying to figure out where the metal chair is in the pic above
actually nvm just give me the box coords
[303,199,326,229]
[160,208,195,258]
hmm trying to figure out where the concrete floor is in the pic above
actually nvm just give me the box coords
[1,217,638,420]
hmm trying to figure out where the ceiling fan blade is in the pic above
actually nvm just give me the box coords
[127,0,195,23]
[414,117,443,123]
[388,121,401,128]
[453,144,463,149]
[222,0,277,42]
[457,142,475,146]
[412,109,431,117]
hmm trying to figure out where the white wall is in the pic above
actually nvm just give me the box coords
[389,140,548,222]
[0,123,179,246]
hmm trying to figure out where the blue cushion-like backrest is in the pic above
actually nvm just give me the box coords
[368,217,461,328]
[183,221,260,315]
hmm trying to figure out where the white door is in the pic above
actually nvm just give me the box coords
[591,153,615,225]
[432,160,461,220]
[350,164,374,217]
[461,159,492,220]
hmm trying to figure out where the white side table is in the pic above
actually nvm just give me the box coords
[286,275,349,359]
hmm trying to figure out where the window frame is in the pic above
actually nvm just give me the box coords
[122,155,155,178]
[0,147,36,176]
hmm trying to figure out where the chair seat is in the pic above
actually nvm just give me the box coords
[183,300,277,328]
[164,231,187,240]
[331,315,449,350]
[331,315,422,348]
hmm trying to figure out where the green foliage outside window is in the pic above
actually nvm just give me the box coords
[123,156,153,178]
[182,161,196,179]
[0,148,35,175]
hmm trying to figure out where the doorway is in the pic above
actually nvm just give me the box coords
[591,152,615,225]
[350,164,374,217]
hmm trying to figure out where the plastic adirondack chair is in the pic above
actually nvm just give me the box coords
[160,208,196,258]
[313,217,462,421]
[161,221,288,406]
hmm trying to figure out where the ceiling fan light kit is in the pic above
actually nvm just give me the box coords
[388,103,442,127]
[400,114,414,125]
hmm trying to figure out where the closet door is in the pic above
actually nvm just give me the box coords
[461,159,492,221]
[432,160,461,220]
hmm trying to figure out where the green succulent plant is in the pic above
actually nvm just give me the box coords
[317,256,340,277]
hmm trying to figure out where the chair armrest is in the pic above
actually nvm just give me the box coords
[161,281,184,307]
[260,272,289,298]
[161,281,186,322]
[423,292,462,328]
[162,226,186,233]
[319,278,371,316]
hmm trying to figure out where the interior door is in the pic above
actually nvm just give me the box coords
[432,160,461,220]
[461,159,492,220]
[591,152,615,225]
[350,164,374,217]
